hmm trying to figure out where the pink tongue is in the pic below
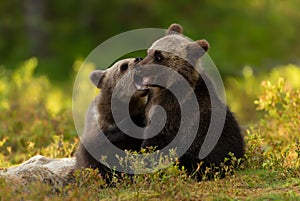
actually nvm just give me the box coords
[143,76,151,85]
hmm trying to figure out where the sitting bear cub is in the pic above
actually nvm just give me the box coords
[75,58,148,181]
[134,24,245,178]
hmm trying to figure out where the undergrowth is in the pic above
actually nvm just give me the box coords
[0,59,299,200]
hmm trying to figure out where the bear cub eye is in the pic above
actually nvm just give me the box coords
[120,63,129,72]
[154,50,164,63]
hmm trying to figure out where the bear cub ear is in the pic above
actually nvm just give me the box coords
[187,39,210,61]
[196,39,210,52]
[166,23,183,35]
[89,70,105,88]
[188,39,210,54]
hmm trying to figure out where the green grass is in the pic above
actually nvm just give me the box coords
[0,60,299,200]
[1,168,298,200]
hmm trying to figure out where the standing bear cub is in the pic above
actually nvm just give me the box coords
[75,58,148,180]
[134,24,245,178]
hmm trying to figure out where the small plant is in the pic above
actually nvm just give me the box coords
[255,77,300,143]
[226,64,300,123]
[243,77,300,178]
[243,127,266,169]
[40,135,78,158]
[116,147,178,175]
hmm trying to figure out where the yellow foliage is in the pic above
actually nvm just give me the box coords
[0,137,8,147]
[0,58,73,164]
[0,73,10,110]
[12,57,38,90]
[254,77,300,143]
[268,64,300,89]
[46,89,64,117]
[226,64,300,123]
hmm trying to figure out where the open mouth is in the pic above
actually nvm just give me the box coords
[134,74,152,91]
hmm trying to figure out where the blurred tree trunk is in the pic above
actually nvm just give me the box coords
[24,0,47,57]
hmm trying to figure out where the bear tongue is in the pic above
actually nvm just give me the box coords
[142,76,152,85]
[134,74,151,90]
[135,83,147,90]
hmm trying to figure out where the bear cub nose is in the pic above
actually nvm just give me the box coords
[134,57,143,62]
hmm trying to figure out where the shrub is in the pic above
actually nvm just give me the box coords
[0,58,75,164]
[244,77,300,177]
[226,64,300,123]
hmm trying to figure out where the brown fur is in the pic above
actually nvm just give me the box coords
[134,24,245,179]
[75,58,148,181]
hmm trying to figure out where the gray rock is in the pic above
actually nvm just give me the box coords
[0,155,75,189]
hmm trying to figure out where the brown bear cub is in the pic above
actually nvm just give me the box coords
[75,58,148,181]
[134,24,245,179]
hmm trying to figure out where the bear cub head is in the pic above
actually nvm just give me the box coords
[134,24,209,91]
[90,57,148,98]
[89,57,150,135]
[90,57,149,122]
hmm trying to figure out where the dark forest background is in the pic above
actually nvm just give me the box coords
[1,0,299,82]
